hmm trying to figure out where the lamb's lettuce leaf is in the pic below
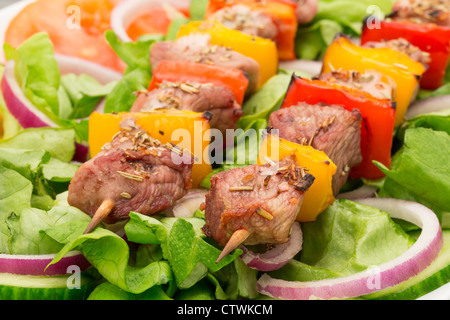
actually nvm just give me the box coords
[296,0,393,60]
[46,212,240,296]
[103,30,155,113]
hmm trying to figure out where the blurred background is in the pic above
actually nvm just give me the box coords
[0,0,19,9]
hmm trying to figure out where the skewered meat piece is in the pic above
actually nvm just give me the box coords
[68,118,193,233]
[209,4,278,40]
[319,69,396,101]
[362,38,432,66]
[290,0,319,24]
[269,103,362,195]
[130,81,243,135]
[390,0,450,26]
[150,34,261,94]
[202,157,315,262]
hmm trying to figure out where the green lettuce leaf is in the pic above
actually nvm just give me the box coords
[103,31,155,113]
[296,0,393,60]
[46,225,173,294]
[299,199,414,275]
[88,282,172,300]
[3,33,114,142]
[61,73,117,119]
[238,73,292,128]
[0,127,76,162]
[4,33,60,117]
[46,212,240,295]
[376,127,450,226]
[0,127,88,254]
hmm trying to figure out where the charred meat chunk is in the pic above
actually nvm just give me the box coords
[362,38,431,66]
[269,103,362,195]
[390,0,450,26]
[319,69,395,101]
[130,81,243,135]
[68,118,193,227]
[289,0,319,24]
[150,34,261,94]
[209,4,278,40]
[202,157,315,261]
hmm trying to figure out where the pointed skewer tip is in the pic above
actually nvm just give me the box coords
[216,229,251,264]
[83,199,115,234]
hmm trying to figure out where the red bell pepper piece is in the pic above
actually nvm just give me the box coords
[281,76,396,180]
[361,20,450,90]
[205,0,298,61]
[148,60,249,105]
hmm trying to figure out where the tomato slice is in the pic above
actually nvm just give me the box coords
[127,5,189,41]
[5,0,125,72]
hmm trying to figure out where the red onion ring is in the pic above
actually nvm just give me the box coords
[257,198,443,300]
[406,95,450,119]
[278,59,323,77]
[111,0,190,42]
[336,185,378,200]
[240,222,303,271]
[0,250,90,276]
[165,189,208,218]
[1,54,122,162]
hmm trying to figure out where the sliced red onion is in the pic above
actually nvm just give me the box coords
[336,185,378,200]
[54,54,122,85]
[278,60,323,77]
[0,250,90,276]
[165,189,208,218]
[257,198,443,300]
[240,222,302,272]
[1,55,121,162]
[406,95,450,119]
[1,61,58,129]
[111,0,190,42]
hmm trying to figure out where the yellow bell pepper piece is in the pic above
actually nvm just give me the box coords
[321,37,426,127]
[88,110,212,188]
[257,134,337,222]
[176,20,278,89]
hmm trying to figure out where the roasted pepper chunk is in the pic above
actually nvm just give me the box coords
[88,110,212,188]
[361,19,450,90]
[176,20,278,89]
[321,36,426,127]
[205,0,298,60]
[148,60,249,105]
[281,75,396,180]
[258,134,337,222]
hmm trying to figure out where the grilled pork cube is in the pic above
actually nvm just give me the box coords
[209,4,278,40]
[202,157,315,250]
[269,103,362,195]
[68,119,193,224]
[319,70,395,101]
[391,0,450,26]
[290,0,319,24]
[150,34,260,94]
[130,82,243,135]
[362,38,431,66]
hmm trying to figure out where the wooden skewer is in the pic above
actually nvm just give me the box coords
[83,199,115,234]
[216,229,251,264]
